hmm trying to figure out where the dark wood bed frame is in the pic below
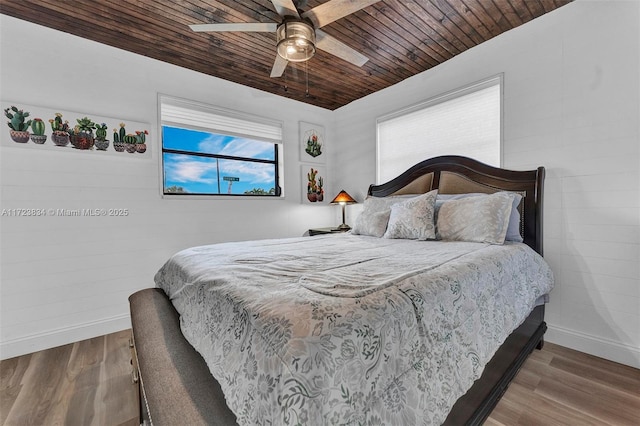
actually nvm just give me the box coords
[129,155,546,425]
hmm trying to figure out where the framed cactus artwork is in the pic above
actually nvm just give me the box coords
[301,164,328,205]
[299,121,325,164]
[1,101,151,159]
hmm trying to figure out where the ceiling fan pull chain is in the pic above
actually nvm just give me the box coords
[305,61,310,97]
[284,67,288,92]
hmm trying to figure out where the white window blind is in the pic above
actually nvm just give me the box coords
[160,95,282,143]
[377,76,502,183]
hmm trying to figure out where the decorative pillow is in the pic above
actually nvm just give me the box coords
[351,195,418,237]
[383,190,438,240]
[436,192,517,244]
[351,209,392,237]
[435,192,523,242]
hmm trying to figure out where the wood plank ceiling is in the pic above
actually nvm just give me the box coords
[1,0,573,110]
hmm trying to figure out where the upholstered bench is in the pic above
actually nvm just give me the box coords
[129,288,238,425]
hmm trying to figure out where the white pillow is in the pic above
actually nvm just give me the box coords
[436,192,516,244]
[351,195,417,237]
[383,190,438,240]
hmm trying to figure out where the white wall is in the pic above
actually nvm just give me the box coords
[334,0,640,368]
[0,16,336,359]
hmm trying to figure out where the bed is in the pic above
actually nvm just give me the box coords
[129,155,552,425]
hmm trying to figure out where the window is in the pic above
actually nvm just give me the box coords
[160,95,283,196]
[376,75,502,183]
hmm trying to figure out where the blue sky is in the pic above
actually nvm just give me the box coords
[163,126,276,194]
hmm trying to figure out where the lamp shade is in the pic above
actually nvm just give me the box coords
[330,190,357,204]
[331,190,357,231]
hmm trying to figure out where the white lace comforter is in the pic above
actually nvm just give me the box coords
[155,234,554,425]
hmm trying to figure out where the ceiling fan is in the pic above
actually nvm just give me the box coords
[189,0,382,78]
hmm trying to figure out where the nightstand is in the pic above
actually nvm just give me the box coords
[308,227,348,236]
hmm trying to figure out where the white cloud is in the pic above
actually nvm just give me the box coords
[165,156,217,184]
[219,160,273,184]
[197,136,223,154]
[198,135,273,159]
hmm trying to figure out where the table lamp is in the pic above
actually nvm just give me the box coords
[330,190,357,231]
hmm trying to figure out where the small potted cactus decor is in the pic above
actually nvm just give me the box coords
[4,106,32,143]
[94,123,109,150]
[124,134,137,153]
[113,123,127,152]
[30,118,47,144]
[120,124,137,153]
[113,124,126,152]
[49,113,70,146]
[135,130,148,153]
[69,116,96,150]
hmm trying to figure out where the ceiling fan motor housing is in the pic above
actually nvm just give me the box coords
[276,18,316,62]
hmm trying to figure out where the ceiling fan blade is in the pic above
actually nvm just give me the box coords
[270,54,289,78]
[271,0,300,18]
[189,23,277,32]
[302,0,381,28]
[315,30,368,67]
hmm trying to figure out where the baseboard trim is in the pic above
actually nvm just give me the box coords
[546,324,640,369]
[0,314,131,360]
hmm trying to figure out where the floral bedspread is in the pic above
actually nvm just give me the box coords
[155,234,554,425]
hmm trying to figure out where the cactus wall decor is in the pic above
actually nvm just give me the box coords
[1,102,150,158]
[299,121,325,164]
[301,164,328,204]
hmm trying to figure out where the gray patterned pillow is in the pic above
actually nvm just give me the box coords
[435,192,523,242]
[351,195,416,237]
[436,192,516,244]
[351,209,392,237]
[383,190,438,240]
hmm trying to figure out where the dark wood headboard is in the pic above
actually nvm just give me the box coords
[368,156,545,255]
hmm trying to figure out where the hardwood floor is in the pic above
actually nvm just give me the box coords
[488,343,640,425]
[1,331,639,425]
[1,330,138,426]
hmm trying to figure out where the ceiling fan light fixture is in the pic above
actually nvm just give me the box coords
[276,19,316,62]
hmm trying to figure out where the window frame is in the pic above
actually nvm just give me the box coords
[158,95,284,198]
[376,74,503,184]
